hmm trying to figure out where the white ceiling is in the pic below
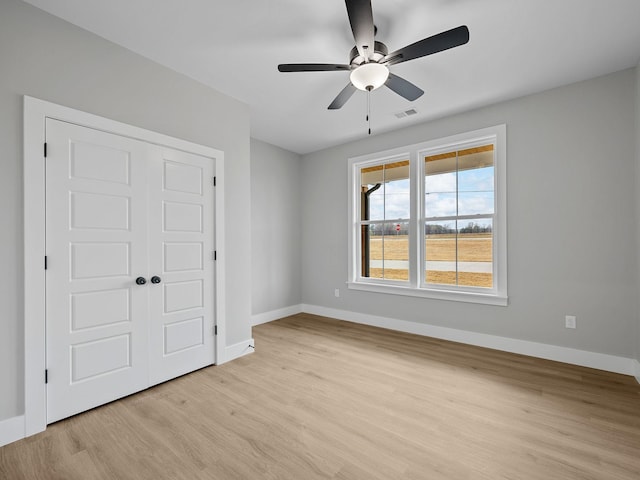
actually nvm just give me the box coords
[23,0,640,154]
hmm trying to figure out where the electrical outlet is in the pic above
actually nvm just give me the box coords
[334,288,340,298]
[565,315,577,329]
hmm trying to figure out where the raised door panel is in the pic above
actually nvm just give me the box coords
[163,201,203,232]
[164,280,204,313]
[71,288,130,330]
[70,192,130,230]
[164,242,203,272]
[70,242,131,279]
[45,119,150,423]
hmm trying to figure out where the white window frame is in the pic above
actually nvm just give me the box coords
[347,124,507,306]
[354,153,413,286]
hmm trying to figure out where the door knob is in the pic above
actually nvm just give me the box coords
[150,276,162,284]
[135,277,147,285]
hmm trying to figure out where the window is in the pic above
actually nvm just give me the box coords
[359,158,410,282]
[348,125,507,305]
[423,144,494,289]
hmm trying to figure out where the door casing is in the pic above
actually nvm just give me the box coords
[23,96,226,437]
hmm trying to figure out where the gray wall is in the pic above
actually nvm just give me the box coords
[301,68,638,358]
[0,0,252,422]
[250,139,302,315]
[636,63,640,366]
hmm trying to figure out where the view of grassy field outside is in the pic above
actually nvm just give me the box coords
[360,143,495,289]
[367,233,493,287]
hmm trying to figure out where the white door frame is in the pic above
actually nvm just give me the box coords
[23,96,226,437]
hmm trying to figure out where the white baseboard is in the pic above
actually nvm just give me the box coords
[221,338,255,364]
[0,415,25,447]
[252,304,303,326]
[301,304,637,377]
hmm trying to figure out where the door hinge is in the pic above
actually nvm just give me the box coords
[212,176,216,187]
[214,325,218,336]
[214,250,217,261]
[44,143,47,158]
[45,369,48,384]
[44,256,48,270]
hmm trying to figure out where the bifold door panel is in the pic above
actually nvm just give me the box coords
[45,119,215,423]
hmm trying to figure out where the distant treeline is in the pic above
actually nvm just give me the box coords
[368,222,492,235]
[428,222,493,235]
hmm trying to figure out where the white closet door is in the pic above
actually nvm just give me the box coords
[45,119,150,423]
[45,119,217,423]
[147,147,215,385]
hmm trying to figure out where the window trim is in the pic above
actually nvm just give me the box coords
[347,125,507,306]
[354,153,412,284]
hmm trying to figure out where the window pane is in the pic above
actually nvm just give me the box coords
[362,223,384,279]
[425,156,456,218]
[381,222,409,281]
[458,190,493,216]
[368,187,384,221]
[425,221,457,285]
[458,146,494,216]
[365,222,409,281]
[385,177,410,220]
[425,145,495,218]
[457,219,493,288]
[361,160,410,221]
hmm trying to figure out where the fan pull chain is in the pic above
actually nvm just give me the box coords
[366,86,372,135]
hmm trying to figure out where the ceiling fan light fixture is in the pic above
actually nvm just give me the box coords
[350,63,389,91]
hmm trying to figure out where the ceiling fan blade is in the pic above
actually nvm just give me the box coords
[278,63,351,72]
[345,0,375,60]
[385,73,424,101]
[328,83,357,110]
[384,25,469,66]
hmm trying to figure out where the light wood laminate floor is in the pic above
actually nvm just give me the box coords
[2,313,640,479]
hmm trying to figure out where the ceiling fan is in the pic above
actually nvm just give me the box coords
[278,0,469,110]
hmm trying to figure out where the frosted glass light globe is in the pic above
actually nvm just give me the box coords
[350,63,390,91]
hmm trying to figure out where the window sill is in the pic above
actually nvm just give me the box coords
[346,281,508,306]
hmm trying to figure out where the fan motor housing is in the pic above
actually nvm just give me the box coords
[350,41,388,66]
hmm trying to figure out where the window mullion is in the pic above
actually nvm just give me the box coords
[380,167,384,279]
[455,150,459,286]
[409,151,419,288]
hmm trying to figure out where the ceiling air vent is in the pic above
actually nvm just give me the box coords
[394,109,418,119]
